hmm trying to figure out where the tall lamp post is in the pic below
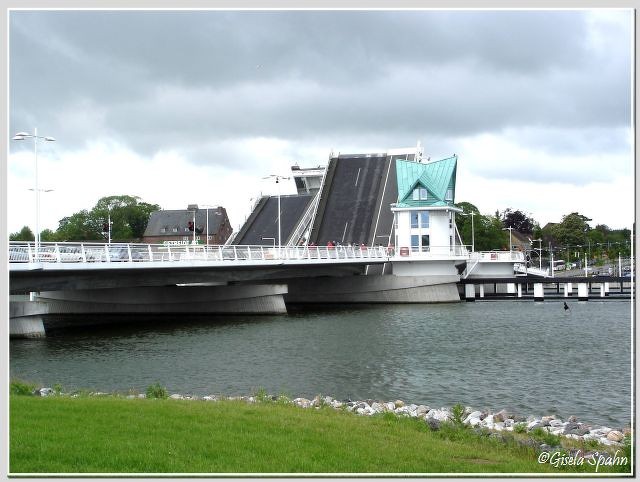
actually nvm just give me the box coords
[529,237,542,270]
[502,227,514,253]
[263,174,290,249]
[460,211,476,252]
[12,129,56,261]
[201,204,218,246]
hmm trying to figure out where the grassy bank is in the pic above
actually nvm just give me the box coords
[9,395,626,474]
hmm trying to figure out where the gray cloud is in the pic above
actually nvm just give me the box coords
[9,10,632,183]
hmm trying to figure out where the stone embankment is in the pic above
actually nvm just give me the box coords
[33,388,628,449]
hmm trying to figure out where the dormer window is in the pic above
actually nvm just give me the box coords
[445,189,453,201]
[412,187,428,201]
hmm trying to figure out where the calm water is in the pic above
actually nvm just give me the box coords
[10,301,632,428]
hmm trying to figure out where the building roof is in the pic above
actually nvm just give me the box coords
[395,155,457,207]
[144,207,227,237]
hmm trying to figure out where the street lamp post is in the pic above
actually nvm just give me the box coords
[263,174,290,250]
[12,129,56,261]
[460,211,476,252]
[529,238,543,270]
[200,204,217,246]
[502,227,513,253]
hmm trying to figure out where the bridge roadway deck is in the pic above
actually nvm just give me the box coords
[9,242,390,293]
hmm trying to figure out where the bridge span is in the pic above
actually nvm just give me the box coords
[8,241,521,337]
[9,242,388,293]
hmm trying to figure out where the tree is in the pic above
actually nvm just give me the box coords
[91,195,160,240]
[55,210,98,241]
[500,208,537,234]
[454,202,479,248]
[9,226,35,241]
[550,212,592,248]
[40,229,57,242]
[53,195,161,242]
[455,201,508,251]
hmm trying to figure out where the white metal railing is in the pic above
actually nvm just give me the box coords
[286,190,321,247]
[514,263,550,277]
[8,241,389,265]
[393,245,471,258]
[471,250,525,262]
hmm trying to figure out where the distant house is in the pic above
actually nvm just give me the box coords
[541,222,557,246]
[510,230,532,252]
[142,204,233,245]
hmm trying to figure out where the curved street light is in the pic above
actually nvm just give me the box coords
[12,128,56,261]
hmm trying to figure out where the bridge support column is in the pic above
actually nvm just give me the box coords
[604,282,610,296]
[10,315,46,338]
[465,284,476,301]
[600,284,606,298]
[563,283,569,297]
[578,283,589,301]
[10,301,48,338]
[517,284,522,298]
[507,283,516,296]
[566,282,573,296]
[479,285,485,298]
[533,283,544,301]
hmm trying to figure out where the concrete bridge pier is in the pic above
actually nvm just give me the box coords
[533,283,544,301]
[517,284,522,298]
[10,284,289,337]
[10,301,47,338]
[578,283,589,301]
[604,282,610,296]
[465,284,476,301]
[507,283,516,296]
[479,284,485,298]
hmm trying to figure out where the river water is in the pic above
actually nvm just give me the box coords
[10,300,632,428]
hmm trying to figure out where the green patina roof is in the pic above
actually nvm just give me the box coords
[396,155,457,206]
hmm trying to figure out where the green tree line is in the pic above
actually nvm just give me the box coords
[9,195,160,243]
[454,203,631,259]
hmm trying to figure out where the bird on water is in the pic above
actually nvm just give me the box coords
[564,302,570,311]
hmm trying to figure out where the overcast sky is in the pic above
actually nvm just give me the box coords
[8,9,634,236]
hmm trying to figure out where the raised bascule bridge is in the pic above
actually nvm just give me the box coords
[9,146,536,337]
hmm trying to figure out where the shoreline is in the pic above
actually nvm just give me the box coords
[29,386,630,449]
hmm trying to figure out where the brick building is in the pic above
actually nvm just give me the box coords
[142,204,233,245]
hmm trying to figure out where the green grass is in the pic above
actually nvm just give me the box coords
[9,395,626,474]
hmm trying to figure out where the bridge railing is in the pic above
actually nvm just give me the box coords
[471,251,525,262]
[394,245,471,258]
[8,242,389,264]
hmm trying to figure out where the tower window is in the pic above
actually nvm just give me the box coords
[411,212,419,228]
[420,211,429,228]
[412,187,428,200]
[446,189,454,201]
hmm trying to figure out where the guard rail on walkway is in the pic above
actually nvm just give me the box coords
[8,242,389,265]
